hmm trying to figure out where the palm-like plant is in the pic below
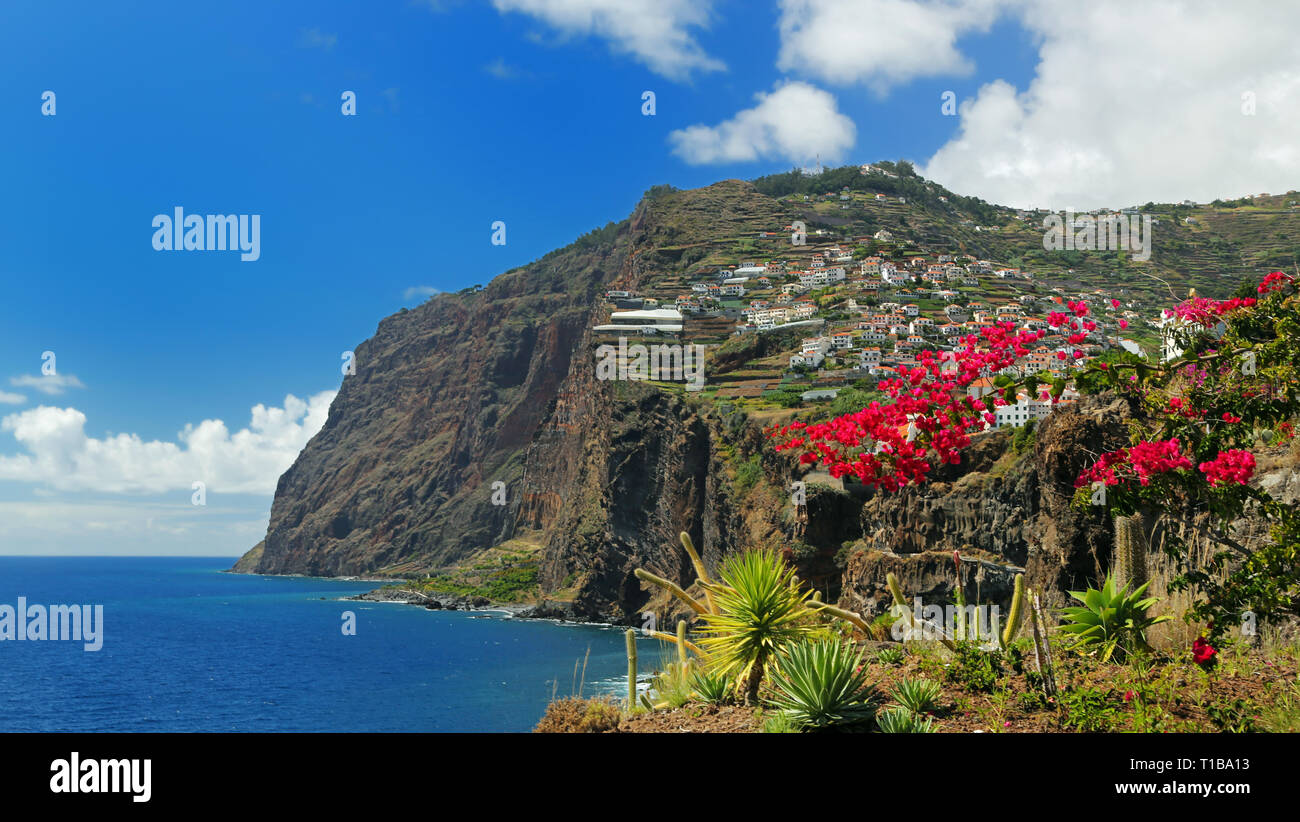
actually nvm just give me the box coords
[697,549,817,704]
[1059,573,1171,662]
[767,638,877,730]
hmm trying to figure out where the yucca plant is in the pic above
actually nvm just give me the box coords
[688,667,734,704]
[875,706,936,733]
[766,639,877,731]
[1058,573,1171,662]
[890,677,942,715]
[697,549,818,704]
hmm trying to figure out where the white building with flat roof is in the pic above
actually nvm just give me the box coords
[593,308,684,335]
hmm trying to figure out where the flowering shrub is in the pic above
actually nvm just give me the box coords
[1197,449,1256,487]
[1192,637,1218,669]
[769,270,1300,639]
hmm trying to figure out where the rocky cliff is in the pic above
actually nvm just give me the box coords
[233,182,798,620]
[233,179,1297,628]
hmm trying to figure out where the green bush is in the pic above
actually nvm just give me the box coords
[942,642,1002,692]
[1058,687,1119,732]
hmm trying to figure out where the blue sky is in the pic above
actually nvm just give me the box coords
[1,0,1295,555]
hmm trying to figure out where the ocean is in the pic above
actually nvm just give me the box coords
[0,557,662,732]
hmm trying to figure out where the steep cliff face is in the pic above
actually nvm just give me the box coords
[234,181,797,604]
[234,227,630,577]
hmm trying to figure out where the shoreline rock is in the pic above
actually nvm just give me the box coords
[348,586,590,622]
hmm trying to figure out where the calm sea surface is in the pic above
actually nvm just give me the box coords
[0,557,658,732]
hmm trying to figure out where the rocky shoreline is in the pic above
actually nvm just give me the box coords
[349,585,589,621]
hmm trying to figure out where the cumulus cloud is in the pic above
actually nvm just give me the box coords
[777,0,1004,92]
[0,500,270,556]
[403,285,442,300]
[670,81,856,166]
[918,0,1300,209]
[0,391,335,494]
[10,374,86,395]
[492,0,724,81]
[769,0,1300,208]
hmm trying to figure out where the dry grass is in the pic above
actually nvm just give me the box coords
[533,697,623,733]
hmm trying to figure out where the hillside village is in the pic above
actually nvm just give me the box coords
[593,228,1156,430]
[574,164,1300,462]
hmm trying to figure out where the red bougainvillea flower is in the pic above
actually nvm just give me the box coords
[1197,450,1255,486]
[1192,637,1218,668]
[1076,438,1193,488]
[1123,690,1135,703]
[1257,271,1294,293]
[1111,298,1121,308]
[1118,319,1128,329]
[1221,412,1241,423]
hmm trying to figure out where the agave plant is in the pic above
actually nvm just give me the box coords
[688,667,733,704]
[696,549,818,704]
[766,639,877,731]
[1058,573,1171,662]
[890,677,942,715]
[875,706,936,733]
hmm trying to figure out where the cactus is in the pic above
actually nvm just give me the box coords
[888,571,955,650]
[626,629,638,708]
[1027,588,1057,697]
[676,620,689,670]
[953,552,968,640]
[679,532,718,614]
[1000,574,1025,650]
[633,568,708,615]
[1113,513,1148,592]
[641,628,703,656]
[806,600,872,633]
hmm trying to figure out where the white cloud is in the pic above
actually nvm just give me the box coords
[403,285,442,300]
[483,57,527,80]
[0,500,269,556]
[0,391,24,405]
[777,0,1004,92]
[492,0,724,81]
[10,374,86,395]
[669,81,856,166]
[0,391,335,494]
[918,0,1300,209]
[298,27,338,51]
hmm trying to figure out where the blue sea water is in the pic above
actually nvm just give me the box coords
[0,557,662,732]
